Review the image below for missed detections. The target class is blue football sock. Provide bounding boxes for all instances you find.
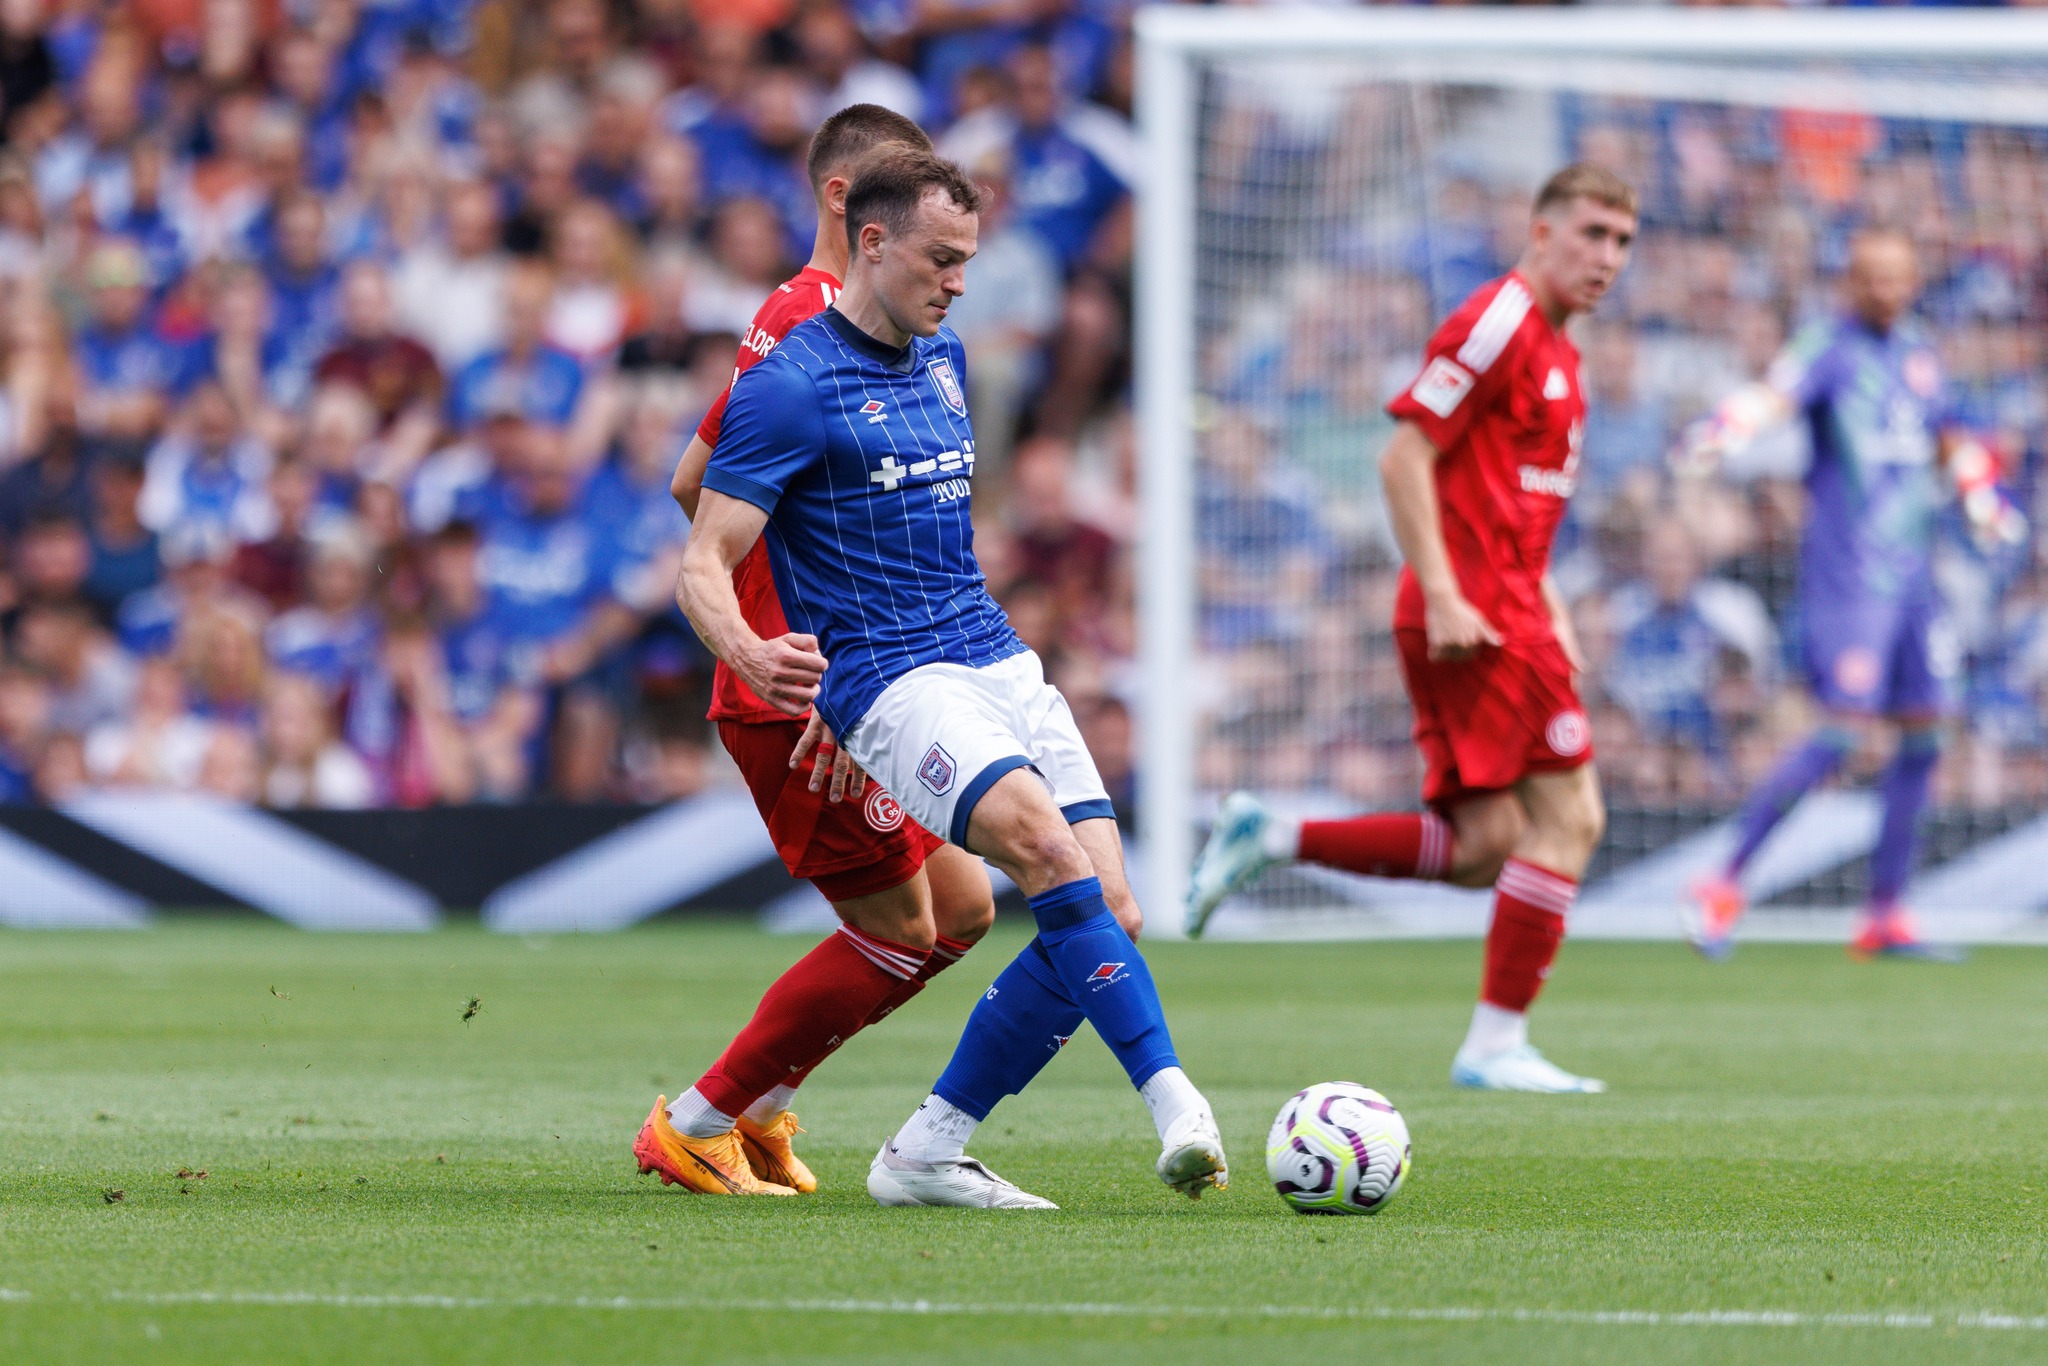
[931,938,1086,1121]
[1727,726,1853,875]
[1029,877,1180,1089]
[1870,729,1940,906]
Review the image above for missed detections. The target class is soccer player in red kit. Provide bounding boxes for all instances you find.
[633,106,997,1195]
[1187,164,1637,1093]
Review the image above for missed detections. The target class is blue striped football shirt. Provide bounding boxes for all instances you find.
[701,307,1024,734]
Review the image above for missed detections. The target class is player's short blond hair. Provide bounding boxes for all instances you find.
[1533,164,1639,219]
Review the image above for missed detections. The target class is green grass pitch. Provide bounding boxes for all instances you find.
[3,920,2048,1365]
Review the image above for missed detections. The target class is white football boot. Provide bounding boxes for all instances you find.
[1155,1109,1229,1199]
[1451,1044,1607,1094]
[1185,791,1277,938]
[866,1142,1058,1210]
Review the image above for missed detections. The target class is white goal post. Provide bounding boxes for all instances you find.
[1133,8,2048,932]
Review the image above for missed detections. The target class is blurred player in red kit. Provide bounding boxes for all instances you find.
[633,106,997,1195]
[1188,164,1637,1093]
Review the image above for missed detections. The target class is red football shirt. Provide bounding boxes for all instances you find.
[1385,271,1585,648]
[701,265,842,724]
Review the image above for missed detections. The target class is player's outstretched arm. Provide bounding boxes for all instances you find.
[669,433,714,520]
[1379,421,1500,662]
[675,489,828,716]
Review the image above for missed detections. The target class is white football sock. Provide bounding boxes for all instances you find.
[666,1087,736,1139]
[1260,815,1302,861]
[742,1084,798,1127]
[1139,1066,1206,1143]
[1459,1001,1528,1060]
[890,1093,978,1164]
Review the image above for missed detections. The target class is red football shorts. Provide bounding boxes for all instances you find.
[718,719,945,902]
[1394,628,1594,811]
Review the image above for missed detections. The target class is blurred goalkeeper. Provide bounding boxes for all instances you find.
[1187,165,1636,1094]
[1678,227,2021,962]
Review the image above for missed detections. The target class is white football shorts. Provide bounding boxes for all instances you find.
[840,649,1114,849]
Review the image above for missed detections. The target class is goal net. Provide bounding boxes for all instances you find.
[1134,11,2048,941]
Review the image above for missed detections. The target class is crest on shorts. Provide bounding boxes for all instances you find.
[917,743,957,795]
[864,787,907,833]
[927,358,967,416]
[1545,710,1590,758]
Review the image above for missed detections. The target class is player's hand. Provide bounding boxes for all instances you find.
[1424,591,1501,662]
[790,710,867,803]
[740,632,828,716]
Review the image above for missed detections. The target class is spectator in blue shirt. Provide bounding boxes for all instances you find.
[1002,43,1133,275]
[263,190,344,407]
[692,64,815,265]
[117,521,239,658]
[420,519,542,799]
[73,239,178,441]
[265,518,382,695]
[83,454,158,623]
[136,381,278,547]
[448,262,585,433]
[1605,517,1777,756]
[474,427,637,798]
[474,427,629,676]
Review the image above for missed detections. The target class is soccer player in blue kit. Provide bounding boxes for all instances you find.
[676,147,1227,1209]
[1681,228,2024,960]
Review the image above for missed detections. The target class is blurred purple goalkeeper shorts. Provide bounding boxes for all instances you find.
[1801,591,1955,719]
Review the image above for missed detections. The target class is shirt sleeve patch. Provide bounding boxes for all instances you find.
[1409,356,1476,418]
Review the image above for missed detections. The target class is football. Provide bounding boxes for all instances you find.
[1265,1082,1412,1215]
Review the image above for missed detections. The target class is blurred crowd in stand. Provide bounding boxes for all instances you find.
[1196,83,2048,812]
[0,0,2038,819]
[0,0,1141,808]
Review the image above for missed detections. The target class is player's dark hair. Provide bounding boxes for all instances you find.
[806,104,931,190]
[844,148,983,250]
[1533,163,1639,219]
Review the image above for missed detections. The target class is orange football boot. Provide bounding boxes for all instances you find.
[1686,874,1747,961]
[737,1110,817,1193]
[1847,907,1965,963]
[633,1096,796,1195]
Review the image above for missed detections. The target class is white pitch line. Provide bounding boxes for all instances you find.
[0,1290,2033,1332]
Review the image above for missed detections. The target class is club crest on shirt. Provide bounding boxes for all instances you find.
[917,743,957,795]
[1903,350,1940,399]
[927,357,967,416]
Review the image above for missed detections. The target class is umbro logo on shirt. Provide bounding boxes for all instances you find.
[861,399,887,423]
[1543,367,1569,400]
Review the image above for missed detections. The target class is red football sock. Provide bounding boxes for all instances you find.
[1480,859,1576,1012]
[694,924,930,1115]
[778,934,976,1091]
[1298,811,1454,880]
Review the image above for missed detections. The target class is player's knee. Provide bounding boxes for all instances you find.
[1445,805,1521,887]
[1446,847,1509,889]
[837,894,938,953]
[935,890,996,945]
[1002,820,1093,892]
[1556,788,1606,860]
[1104,879,1142,939]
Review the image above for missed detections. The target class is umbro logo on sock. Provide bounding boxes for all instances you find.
[1086,962,1128,990]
